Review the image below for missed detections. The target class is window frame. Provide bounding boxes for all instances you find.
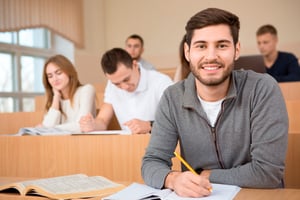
[0,28,55,112]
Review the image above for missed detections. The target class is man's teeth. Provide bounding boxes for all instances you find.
[204,66,218,70]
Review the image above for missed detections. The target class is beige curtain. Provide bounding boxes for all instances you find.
[0,0,84,48]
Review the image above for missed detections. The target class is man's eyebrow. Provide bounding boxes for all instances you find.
[218,39,232,43]
[192,40,206,44]
[192,39,232,44]
[112,74,131,85]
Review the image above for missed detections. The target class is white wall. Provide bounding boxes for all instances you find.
[76,0,300,84]
[75,0,106,84]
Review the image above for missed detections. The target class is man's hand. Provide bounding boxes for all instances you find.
[165,171,212,198]
[80,113,96,132]
[123,119,151,134]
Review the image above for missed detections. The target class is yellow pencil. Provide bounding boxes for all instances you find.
[173,151,213,193]
[174,151,197,174]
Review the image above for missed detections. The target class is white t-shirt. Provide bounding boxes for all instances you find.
[198,96,224,127]
[42,84,96,132]
[104,66,173,130]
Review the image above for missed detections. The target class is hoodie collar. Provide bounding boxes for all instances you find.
[183,72,237,109]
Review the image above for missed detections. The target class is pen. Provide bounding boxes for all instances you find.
[173,151,213,193]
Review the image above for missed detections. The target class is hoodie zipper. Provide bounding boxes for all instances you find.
[210,98,228,169]
[211,126,225,169]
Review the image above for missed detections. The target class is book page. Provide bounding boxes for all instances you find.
[20,174,124,199]
[0,181,26,195]
[15,127,72,136]
[103,182,172,200]
[103,183,241,200]
[165,183,241,200]
[72,130,131,135]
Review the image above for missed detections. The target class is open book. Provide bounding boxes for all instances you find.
[0,174,125,200]
[15,127,131,136]
[103,182,241,200]
[72,130,132,135]
[15,127,72,136]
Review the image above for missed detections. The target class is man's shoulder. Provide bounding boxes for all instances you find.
[139,58,156,70]
[233,70,278,90]
[278,51,298,60]
[146,68,173,82]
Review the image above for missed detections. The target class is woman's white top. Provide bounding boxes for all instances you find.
[42,84,96,132]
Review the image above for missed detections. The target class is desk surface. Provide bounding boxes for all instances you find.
[1,190,300,200]
[0,177,300,200]
[0,188,299,200]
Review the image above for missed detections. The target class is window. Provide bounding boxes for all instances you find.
[0,28,50,112]
[0,28,74,112]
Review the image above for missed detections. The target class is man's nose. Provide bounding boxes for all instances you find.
[205,47,218,60]
[119,82,130,90]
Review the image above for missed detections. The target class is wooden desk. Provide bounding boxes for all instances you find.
[0,135,150,183]
[0,177,300,200]
[0,111,44,134]
[234,188,300,200]
[279,82,300,101]
[285,100,300,133]
[0,135,181,183]
[0,189,299,200]
[285,132,300,188]
[0,132,299,188]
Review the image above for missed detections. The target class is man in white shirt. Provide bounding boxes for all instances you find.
[80,48,173,134]
[125,34,156,70]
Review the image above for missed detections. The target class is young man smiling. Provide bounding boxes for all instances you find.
[142,8,288,198]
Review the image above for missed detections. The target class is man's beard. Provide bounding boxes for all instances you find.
[190,60,234,86]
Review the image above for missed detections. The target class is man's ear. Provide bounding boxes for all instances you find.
[234,41,241,61]
[184,42,190,62]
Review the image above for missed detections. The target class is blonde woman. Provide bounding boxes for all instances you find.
[41,54,96,133]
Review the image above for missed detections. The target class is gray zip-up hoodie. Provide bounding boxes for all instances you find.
[142,70,288,189]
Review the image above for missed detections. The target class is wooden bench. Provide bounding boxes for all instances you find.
[279,82,300,101]
[279,82,300,188]
[284,99,300,188]
[158,67,177,80]
[0,111,44,134]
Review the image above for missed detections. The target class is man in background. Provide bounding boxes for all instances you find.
[80,48,173,134]
[125,34,156,70]
[256,24,300,82]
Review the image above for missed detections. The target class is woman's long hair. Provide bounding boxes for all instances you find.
[42,54,82,112]
[179,34,191,79]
